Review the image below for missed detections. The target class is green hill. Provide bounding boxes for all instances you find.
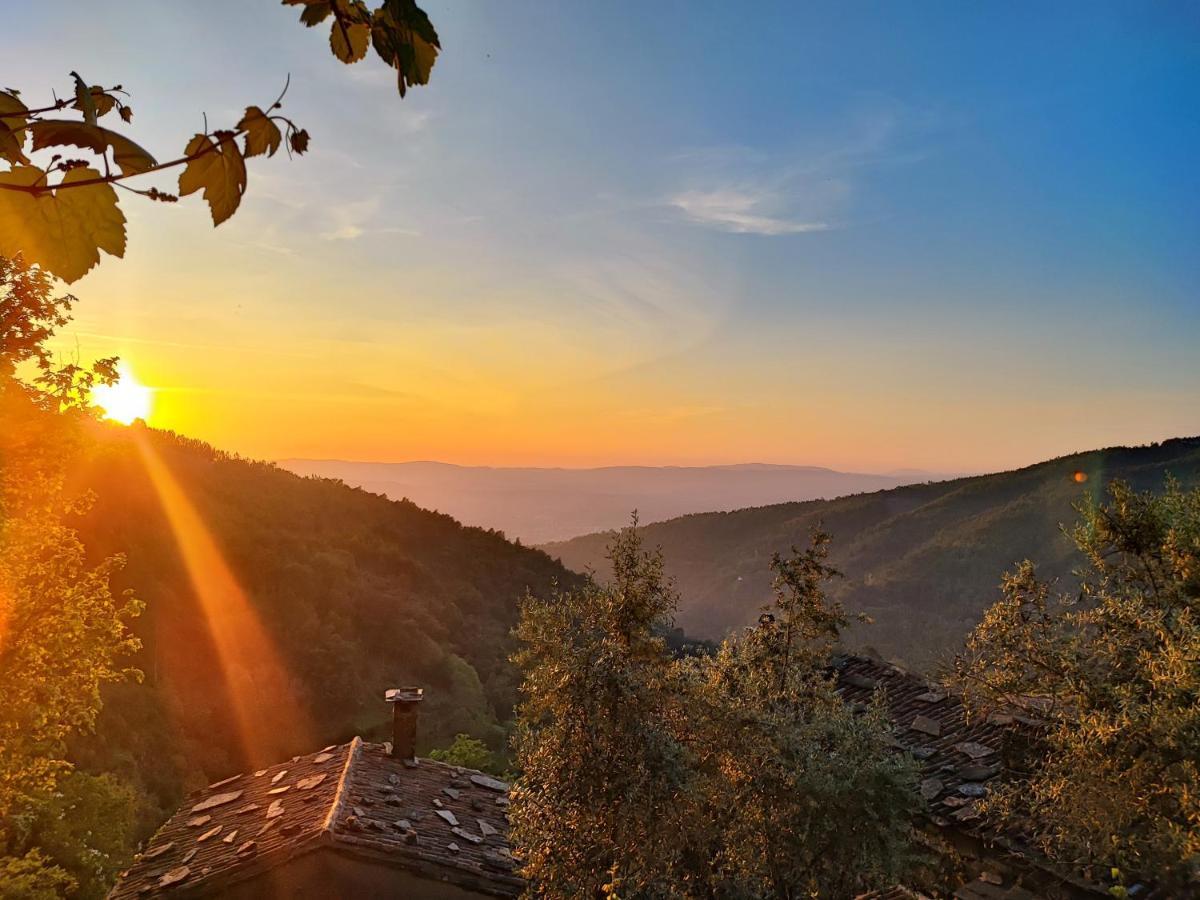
[60,421,579,832]
[543,437,1200,674]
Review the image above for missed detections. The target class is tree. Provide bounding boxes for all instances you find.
[690,533,919,898]
[0,256,142,895]
[510,520,695,897]
[429,733,498,774]
[510,523,918,898]
[952,479,1200,893]
[0,0,440,283]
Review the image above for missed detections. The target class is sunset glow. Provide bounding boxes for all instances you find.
[92,363,152,425]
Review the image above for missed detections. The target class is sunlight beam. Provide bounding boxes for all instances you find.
[134,433,312,766]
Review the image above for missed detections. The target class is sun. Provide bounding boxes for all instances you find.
[92,363,153,425]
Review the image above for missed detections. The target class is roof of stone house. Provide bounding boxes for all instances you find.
[854,887,932,899]
[832,654,1016,834]
[832,655,1161,899]
[108,738,521,898]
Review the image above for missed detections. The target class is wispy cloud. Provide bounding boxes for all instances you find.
[663,100,924,236]
[668,189,830,235]
[321,198,379,241]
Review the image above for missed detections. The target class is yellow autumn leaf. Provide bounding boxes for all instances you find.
[237,107,282,158]
[330,17,370,63]
[0,165,126,283]
[72,85,116,118]
[70,72,97,127]
[410,30,438,85]
[178,133,247,226]
[105,131,158,175]
[0,92,29,165]
[0,90,29,131]
[29,120,158,176]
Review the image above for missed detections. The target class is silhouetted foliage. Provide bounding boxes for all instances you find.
[0,1,439,282]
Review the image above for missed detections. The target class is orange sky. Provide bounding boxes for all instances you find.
[25,3,1200,474]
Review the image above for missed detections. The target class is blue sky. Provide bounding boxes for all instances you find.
[10,2,1199,470]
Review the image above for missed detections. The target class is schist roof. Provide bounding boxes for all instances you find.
[833,655,1126,899]
[109,738,521,898]
[832,654,1015,834]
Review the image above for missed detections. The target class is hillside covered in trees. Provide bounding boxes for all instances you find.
[56,417,579,836]
[544,437,1200,671]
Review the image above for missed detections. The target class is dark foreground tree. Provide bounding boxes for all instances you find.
[953,479,1200,893]
[0,255,143,896]
[510,523,917,898]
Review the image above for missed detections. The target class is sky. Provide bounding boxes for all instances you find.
[11,2,1200,472]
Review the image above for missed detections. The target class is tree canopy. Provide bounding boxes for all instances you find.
[953,479,1200,893]
[0,256,143,896]
[510,522,918,898]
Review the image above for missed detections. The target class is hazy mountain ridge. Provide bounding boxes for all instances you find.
[542,437,1200,672]
[277,459,941,544]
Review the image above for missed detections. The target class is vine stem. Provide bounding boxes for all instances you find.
[0,85,124,120]
[0,131,245,195]
[0,77,293,196]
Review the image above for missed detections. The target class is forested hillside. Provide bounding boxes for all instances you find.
[60,420,579,835]
[544,438,1200,672]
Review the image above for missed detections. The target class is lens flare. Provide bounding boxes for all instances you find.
[135,433,312,766]
[93,363,152,425]
[1073,470,1088,483]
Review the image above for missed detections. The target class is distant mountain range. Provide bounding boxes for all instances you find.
[276,460,946,544]
[542,437,1200,673]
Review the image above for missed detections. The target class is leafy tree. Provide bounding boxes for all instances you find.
[953,479,1200,892]
[691,533,920,898]
[429,733,497,773]
[0,0,440,282]
[1,257,142,895]
[510,523,917,898]
[510,521,694,896]
[6,773,137,900]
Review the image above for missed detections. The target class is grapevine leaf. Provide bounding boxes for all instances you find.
[0,121,27,165]
[70,72,97,126]
[178,133,247,226]
[238,107,282,158]
[29,120,106,154]
[29,120,158,176]
[371,0,440,97]
[283,0,333,26]
[119,105,133,124]
[288,128,310,154]
[0,90,29,131]
[105,131,158,175]
[0,92,29,165]
[0,165,126,283]
[72,86,117,118]
[330,15,370,63]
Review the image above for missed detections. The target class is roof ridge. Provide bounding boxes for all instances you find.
[321,736,362,836]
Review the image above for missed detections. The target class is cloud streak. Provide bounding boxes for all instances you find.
[664,100,917,236]
[668,189,830,235]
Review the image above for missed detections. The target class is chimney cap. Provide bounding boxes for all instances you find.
[385,687,423,704]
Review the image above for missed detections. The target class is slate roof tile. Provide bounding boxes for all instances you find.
[109,739,521,898]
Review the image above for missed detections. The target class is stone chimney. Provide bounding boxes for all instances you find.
[385,687,423,760]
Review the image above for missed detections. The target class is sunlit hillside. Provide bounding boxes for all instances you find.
[545,437,1200,671]
[57,417,578,834]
